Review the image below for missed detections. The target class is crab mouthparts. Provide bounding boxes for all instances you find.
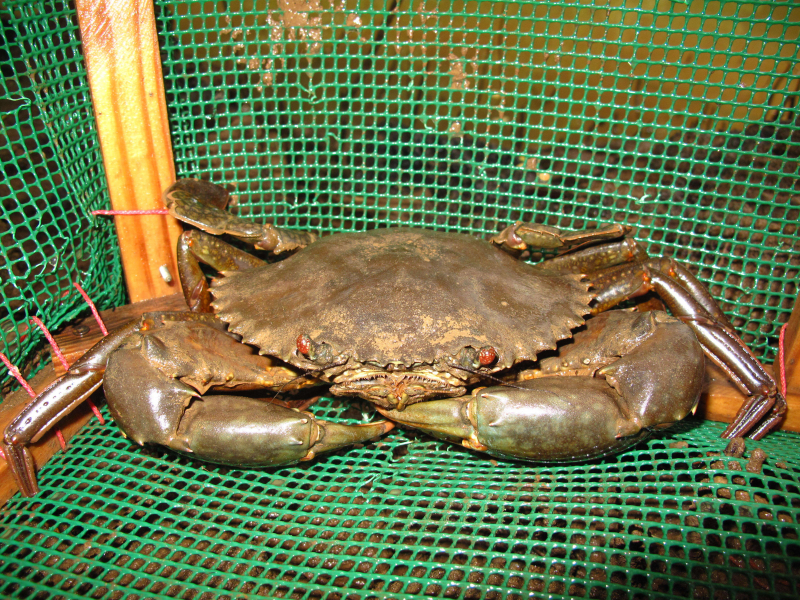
[330,369,465,410]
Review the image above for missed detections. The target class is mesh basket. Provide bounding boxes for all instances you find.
[1,0,799,598]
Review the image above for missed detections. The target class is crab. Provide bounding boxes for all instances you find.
[3,179,786,497]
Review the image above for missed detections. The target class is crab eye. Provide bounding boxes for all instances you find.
[297,334,313,356]
[478,346,497,366]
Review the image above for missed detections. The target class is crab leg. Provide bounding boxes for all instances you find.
[2,319,143,497]
[588,259,786,439]
[590,257,732,329]
[177,229,267,312]
[165,179,316,254]
[492,221,631,253]
[166,179,316,312]
[504,222,784,439]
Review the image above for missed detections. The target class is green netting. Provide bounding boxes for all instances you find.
[1,402,800,599]
[159,0,799,360]
[0,1,126,396]
[1,0,800,598]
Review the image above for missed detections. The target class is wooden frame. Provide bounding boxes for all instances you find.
[76,0,182,302]
[0,0,797,503]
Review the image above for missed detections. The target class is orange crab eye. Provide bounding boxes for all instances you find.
[297,334,313,356]
[478,346,497,366]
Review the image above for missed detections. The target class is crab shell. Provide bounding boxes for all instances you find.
[210,227,593,398]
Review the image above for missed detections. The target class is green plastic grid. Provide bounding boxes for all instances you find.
[158,0,799,362]
[0,401,799,599]
[1,0,800,598]
[0,0,126,395]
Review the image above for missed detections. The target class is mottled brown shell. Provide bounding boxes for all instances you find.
[211,228,593,369]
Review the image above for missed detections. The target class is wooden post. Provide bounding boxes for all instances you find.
[76,0,182,302]
[780,292,800,401]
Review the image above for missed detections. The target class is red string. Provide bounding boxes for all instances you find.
[778,322,788,397]
[29,317,105,425]
[30,316,69,371]
[0,351,67,451]
[73,282,109,336]
[91,209,169,215]
[0,352,36,398]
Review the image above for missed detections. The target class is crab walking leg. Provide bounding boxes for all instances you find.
[532,232,732,322]
[589,261,786,439]
[379,311,705,462]
[590,256,733,329]
[177,229,267,312]
[2,320,142,497]
[492,221,632,253]
[165,179,316,254]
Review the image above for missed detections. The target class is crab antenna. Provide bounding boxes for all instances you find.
[445,362,530,391]
[270,359,350,400]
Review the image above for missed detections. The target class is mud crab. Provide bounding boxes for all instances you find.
[3,179,786,497]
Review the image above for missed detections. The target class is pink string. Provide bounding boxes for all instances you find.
[29,317,105,425]
[0,352,36,398]
[30,317,68,371]
[778,322,788,397]
[92,209,169,216]
[0,351,67,451]
[73,282,109,336]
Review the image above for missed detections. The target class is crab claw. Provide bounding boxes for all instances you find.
[376,379,660,463]
[377,311,705,463]
[162,394,393,467]
[102,322,394,468]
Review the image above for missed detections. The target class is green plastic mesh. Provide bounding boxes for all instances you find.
[160,0,799,361]
[0,0,126,396]
[1,403,800,599]
[1,0,800,598]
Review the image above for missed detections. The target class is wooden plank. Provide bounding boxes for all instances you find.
[779,292,800,402]
[76,0,182,302]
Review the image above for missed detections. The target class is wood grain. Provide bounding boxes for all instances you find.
[779,293,800,403]
[76,0,182,302]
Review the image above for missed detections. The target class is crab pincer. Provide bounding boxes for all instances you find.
[3,312,392,496]
[376,311,706,462]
